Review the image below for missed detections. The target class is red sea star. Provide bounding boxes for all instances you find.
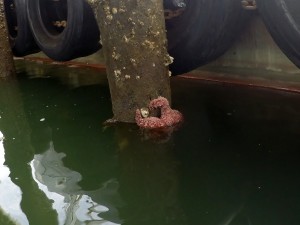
[135,96,183,129]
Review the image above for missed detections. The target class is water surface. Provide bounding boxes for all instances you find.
[0,60,300,225]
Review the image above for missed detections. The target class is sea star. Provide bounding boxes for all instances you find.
[135,96,183,129]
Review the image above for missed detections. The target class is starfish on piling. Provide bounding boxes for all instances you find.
[135,96,183,129]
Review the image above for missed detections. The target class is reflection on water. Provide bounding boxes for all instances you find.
[0,131,29,225]
[0,60,300,225]
[30,140,121,225]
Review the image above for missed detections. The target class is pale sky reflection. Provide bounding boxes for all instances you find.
[30,141,121,225]
[0,131,29,225]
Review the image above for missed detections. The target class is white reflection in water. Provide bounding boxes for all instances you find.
[30,141,121,225]
[0,131,29,225]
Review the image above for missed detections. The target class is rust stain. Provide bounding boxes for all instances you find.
[22,57,107,72]
[22,57,300,94]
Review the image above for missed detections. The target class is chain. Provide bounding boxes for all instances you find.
[164,8,185,20]
[52,20,67,28]
[241,0,257,10]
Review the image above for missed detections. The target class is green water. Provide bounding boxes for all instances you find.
[1,60,300,225]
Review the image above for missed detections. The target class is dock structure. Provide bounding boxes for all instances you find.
[2,0,300,115]
[97,0,172,123]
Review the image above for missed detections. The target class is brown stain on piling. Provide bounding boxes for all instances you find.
[0,1,15,78]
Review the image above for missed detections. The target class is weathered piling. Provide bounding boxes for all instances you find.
[0,1,15,78]
[98,0,172,123]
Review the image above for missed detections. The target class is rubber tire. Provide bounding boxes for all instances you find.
[256,0,300,68]
[26,0,101,61]
[4,0,40,56]
[166,0,251,75]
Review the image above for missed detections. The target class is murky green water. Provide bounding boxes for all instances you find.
[1,60,300,225]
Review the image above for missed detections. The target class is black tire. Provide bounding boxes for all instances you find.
[4,0,40,56]
[26,0,101,61]
[256,0,300,68]
[165,0,251,75]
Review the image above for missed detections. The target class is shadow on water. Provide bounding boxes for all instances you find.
[172,78,300,225]
[0,60,300,225]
